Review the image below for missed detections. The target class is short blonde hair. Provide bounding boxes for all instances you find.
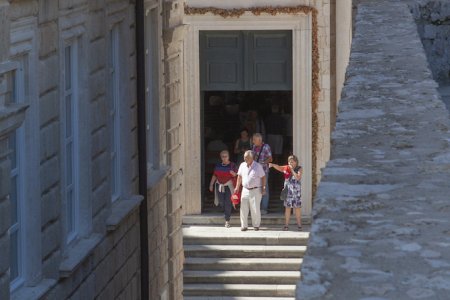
[288,155,299,164]
[220,150,229,156]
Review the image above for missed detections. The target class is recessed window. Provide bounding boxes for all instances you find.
[8,66,25,291]
[63,42,79,243]
[145,7,161,171]
[109,25,121,202]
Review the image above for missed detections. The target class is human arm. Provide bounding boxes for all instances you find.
[290,166,302,181]
[261,175,266,195]
[234,175,242,194]
[209,175,217,192]
[268,163,284,173]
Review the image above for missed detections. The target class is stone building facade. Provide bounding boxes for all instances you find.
[0,0,142,299]
[0,0,352,299]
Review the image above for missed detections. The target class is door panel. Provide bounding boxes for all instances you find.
[200,30,292,91]
[246,31,292,90]
[200,31,244,91]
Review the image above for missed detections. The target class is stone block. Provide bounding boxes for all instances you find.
[92,235,112,266]
[0,160,11,201]
[41,220,61,259]
[0,199,10,238]
[59,0,87,10]
[42,249,61,279]
[40,155,60,193]
[41,185,60,226]
[40,121,60,163]
[9,1,38,21]
[0,234,9,275]
[89,38,106,73]
[88,11,105,41]
[91,125,108,159]
[0,273,10,300]
[39,21,58,57]
[0,4,10,62]
[39,0,59,23]
[91,151,109,189]
[39,89,59,127]
[90,97,108,132]
[39,54,59,95]
[92,179,109,217]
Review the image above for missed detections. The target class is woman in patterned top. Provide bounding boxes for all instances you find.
[269,155,303,231]
[209,150,238,228]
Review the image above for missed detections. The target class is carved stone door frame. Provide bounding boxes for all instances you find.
[182,12,313,220]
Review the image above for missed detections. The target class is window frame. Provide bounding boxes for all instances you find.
[144,5,163,172]
[109,25,122,202]
[62,40,80,244]
[8,65,26,291]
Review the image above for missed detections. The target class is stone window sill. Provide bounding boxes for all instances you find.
[11,279,57,300]
[147,165,171,188]
[106,195,143,231]
[59,234,102,278]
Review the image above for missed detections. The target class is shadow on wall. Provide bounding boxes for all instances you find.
[411,0,450,85]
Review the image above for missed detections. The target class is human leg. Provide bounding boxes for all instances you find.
[249,190,262,228]
[295,207,302,230]
[284,207,291,228]
[224,187,232,222]
[240,189,250,229]
[260,172,269,213]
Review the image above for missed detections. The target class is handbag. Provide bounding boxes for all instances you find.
[280,186,288,201]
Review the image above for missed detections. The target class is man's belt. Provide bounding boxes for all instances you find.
[245,186,260,190]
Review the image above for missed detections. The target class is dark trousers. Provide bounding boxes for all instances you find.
[216,183,232,221]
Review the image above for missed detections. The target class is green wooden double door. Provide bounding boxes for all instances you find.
[200,30,293,91]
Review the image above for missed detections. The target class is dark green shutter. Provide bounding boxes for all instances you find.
[200,30,292,91]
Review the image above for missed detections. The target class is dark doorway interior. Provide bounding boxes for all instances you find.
[202,90,293,213]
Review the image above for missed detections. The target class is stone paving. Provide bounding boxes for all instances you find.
[298,1,450,299]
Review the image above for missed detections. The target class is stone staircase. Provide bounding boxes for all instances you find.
[183,215,309,299]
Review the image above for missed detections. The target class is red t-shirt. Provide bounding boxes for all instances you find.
[214,162,237,184]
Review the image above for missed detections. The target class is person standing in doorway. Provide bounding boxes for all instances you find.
[234,128,251,165]
[234,150,266,231]
[252,133,272,215]
[269,155,303,231]
[209,150,238,228]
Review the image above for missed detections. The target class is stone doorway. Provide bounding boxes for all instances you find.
[183,12,313,221]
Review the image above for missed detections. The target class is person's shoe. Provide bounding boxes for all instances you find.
[225,221,230,228]
[254,227,259,231]
[283,225,289,231]
[241,227,248,231]
[260,210,268,215]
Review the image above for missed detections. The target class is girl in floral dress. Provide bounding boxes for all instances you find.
[269,155,302,231]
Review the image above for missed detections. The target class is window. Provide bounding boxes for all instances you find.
[109,26,121,202]
[63,42,79,243]
[8,66,25,290]
[145,7,161,170]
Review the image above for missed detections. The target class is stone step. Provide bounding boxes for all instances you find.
[183,225,309,246]
[183,213,311,226]
[184,245,306,258]
[184,257,303,271]
[184,270,301,284]
[183,284,296,297]
[184,297,295,300]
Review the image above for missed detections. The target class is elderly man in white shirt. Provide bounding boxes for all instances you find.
[234,150,266,231]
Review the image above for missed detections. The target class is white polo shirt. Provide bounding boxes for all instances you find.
[237,161,265,189]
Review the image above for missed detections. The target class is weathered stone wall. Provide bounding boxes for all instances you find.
[299,0,450,298]
[412,0,450,84]
[1,1,142,299]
